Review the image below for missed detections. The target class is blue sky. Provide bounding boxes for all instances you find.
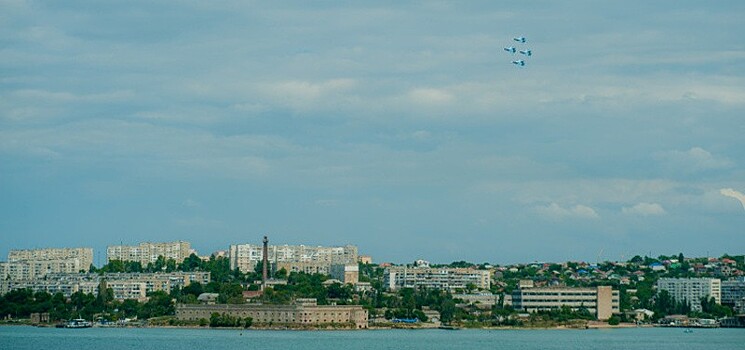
[1,1,744,265]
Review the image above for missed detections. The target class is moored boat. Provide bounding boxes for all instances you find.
[64,318,93,328]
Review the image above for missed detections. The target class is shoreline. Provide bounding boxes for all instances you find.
[1,322,656,331]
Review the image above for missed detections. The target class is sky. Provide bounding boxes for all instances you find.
[1,1,744,266]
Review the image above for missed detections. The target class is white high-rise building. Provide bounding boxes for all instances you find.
[229,243,358,274]
[8,247,93,267]
[656,277,721,311]
[384,266,491,291]
[107,241,191,266]
[1,247,93,280]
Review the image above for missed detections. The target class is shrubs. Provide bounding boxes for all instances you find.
[209,312,253,328]
[607,315,621,325]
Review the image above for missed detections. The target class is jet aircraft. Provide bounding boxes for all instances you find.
[519,49,532,56]
[513,37,526,43]
[504,47,516,53]
[512,60,525,66]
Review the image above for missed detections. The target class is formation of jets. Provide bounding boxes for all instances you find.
[504,36,532,67]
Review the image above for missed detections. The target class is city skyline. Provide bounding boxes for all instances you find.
[1,238,740,268]
[2,1,744,264]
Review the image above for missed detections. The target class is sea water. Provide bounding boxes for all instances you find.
[1,326,743,350]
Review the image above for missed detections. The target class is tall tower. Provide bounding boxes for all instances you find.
[262,236,269,285]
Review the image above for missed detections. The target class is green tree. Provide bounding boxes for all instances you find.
[180,254,203,272]
[138,291,174,319]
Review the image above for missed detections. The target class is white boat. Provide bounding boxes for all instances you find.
[65,318,93,328]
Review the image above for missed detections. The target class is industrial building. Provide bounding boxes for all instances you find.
[511,282,619,320]
[176,298,368,329]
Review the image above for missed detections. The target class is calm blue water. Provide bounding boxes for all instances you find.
[1,326,743,350]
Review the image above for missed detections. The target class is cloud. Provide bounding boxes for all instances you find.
[408,88,454,105]
[720,188,745,211]
[263,79,357,110]
[655,147,733,173]
[535,203,599,220]
[622,202,666,216]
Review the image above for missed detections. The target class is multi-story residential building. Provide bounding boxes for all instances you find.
[329,264,359,285]
[176,298,368,329]
[0,271,210,300]
[99,271,211,294]
[104,281,148,301]
[107,241,191,266]
[0,277,100,298]
[383,266,491,291]
[228,243,358,274]
[721,277,745,306]
[1,247,93,280]
[8,248,93,268]
[511,285,620,320]
[656,278,721,311]
[0,262,33,280]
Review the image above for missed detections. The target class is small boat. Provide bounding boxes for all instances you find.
[65,318,93,328]
[683,328,693,333]
[438,325,460,330]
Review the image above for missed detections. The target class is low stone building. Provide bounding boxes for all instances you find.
[176,299,368,329]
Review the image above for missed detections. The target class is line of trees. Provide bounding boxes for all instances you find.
[0,287,173,322]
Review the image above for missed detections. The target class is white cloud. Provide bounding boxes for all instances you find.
[408,88,454,105]
[656,147,733,172]
[720,188,745,211]
[622,202,666,216]
[267,79,356,106]
[494,179,677,205]
[535,203,600,220]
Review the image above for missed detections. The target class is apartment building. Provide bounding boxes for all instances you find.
[9,248,93,268]
[1,247,93,279]
[107,241,191,266]
[384,266,491,291]
[0,271,210,300]
[104,281,148,301]
[512,285,620,320]
[229,243,358,274]
[0,279,99,298]
[329,264,360,285]
[656,278,721,311]
[720,277,745,306]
